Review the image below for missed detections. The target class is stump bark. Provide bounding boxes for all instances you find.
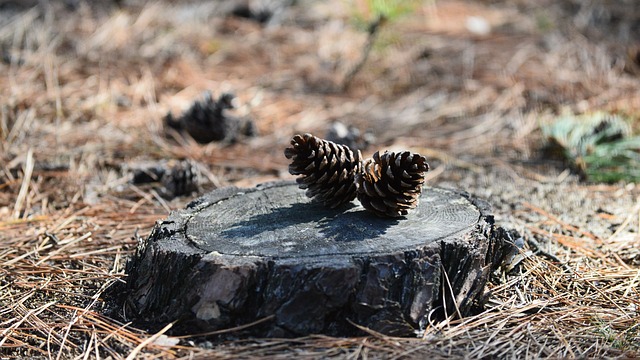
[124,181,515,337]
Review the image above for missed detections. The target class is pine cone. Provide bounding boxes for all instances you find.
[129,160,199,199]
[284,133,361,208]
[355,151,429,217]
[164,92,257,144]
[161,160,199,198]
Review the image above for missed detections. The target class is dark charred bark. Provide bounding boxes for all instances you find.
[124,181,515,337]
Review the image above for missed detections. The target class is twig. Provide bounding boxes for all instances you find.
[341,15,386,91]
[12,148,34,219]
[125,322,174,360]
[174,315,275,338]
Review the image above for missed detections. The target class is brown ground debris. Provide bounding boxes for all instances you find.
[1,0,640,358]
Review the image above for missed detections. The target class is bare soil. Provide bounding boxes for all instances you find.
[1,0,640,358]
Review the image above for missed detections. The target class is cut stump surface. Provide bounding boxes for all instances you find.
[125,181,514,337]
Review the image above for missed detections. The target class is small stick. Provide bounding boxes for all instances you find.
[341,15,387,91]
[12,148,34,219]
[174,315,276,338]
[125,322,174,360]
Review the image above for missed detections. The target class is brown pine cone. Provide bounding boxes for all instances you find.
[161,160,199,198]
[164,92,257,144]
[284,133,361,208]
[355,151,429,217]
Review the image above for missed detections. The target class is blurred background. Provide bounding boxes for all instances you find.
[1,0,639,203]
[1,0,640,357]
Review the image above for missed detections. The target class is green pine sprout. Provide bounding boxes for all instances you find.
[349,0,420,26]
[342,0,422,90]
[542,112,640,183]
[363,0,420,22]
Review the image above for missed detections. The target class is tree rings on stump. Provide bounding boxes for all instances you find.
[124,181,515,337]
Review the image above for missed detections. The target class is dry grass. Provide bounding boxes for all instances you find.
[1,0,640,358]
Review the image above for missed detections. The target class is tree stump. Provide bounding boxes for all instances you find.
[124,181,515,337]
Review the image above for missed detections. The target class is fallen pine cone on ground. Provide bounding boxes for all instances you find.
[164,92,257,144]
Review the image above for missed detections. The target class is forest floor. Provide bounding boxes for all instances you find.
[1,0,640,358]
